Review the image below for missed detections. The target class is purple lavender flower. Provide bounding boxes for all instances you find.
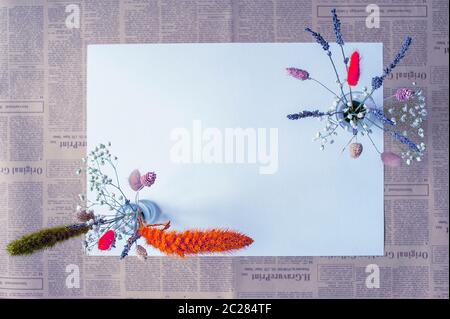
[286,68,310,80]
[393,131,420,153]
[120,233,140,259]
[331,9,344,46]
[371,76,384,90]
[305,28,330,53]
[372,37,412,90]
[66,223,90,230]
[371,109,395,125]
[287,110,326,120]
[391,37,412,67]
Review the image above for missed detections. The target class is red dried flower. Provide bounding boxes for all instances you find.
[347,51,360,86]
[98,230,116,250]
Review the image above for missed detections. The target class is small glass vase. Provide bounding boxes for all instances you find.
[115,200,160,236]
[334,91,379,131]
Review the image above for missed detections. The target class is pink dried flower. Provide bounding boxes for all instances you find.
[395,88,413,102]
[286,68,310,81]
[75,210,95,222]
[135,245,148,261]
[140,172,156,187]
[349,143,363,159]
[381,152,402,167]
[128,169,143,191]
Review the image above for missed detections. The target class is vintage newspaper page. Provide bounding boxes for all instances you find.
[0,0,448,298]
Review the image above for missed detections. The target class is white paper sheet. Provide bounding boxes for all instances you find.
[87,43,384,256]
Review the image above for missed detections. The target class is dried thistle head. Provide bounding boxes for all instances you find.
[135,245,148,261]
[75,210,95,222]
[349,143,363,159]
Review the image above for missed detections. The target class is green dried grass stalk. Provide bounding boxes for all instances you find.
[6,225,90,256]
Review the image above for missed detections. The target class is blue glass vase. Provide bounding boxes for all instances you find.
[116,200,160,236]
[335,91,378,131]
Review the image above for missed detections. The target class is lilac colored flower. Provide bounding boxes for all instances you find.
[287,110,326,120]
[286,68,310,81]
[395,88,413,102]
[331,9,344,46]
[305,28,330,53]
[140,171,156,187]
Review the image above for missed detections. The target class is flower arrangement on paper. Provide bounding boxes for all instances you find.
[286,9,427,166]
[6,143,253,259]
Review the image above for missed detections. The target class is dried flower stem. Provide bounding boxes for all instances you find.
[327,54,349,104]
[310,78,340,98]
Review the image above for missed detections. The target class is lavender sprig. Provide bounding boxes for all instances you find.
[287,110,327,120]
[305,26,349,104]
[331,9,344,47]
[331,9,352,102]
[66,223,92,230]
[305,28,330,54]
[392,131,420,153]
[372,37,412,90]
[120,233,140,259]
[370,109,395,126]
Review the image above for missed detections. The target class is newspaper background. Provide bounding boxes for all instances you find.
[0,0,447,299]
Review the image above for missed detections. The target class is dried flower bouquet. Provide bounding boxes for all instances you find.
[7,142,253,258]
[286,9,427,166]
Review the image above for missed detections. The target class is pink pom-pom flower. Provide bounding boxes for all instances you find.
[395,88,413,102]
[286,68,310,81]
[140,171,157,187]
[381,152,402,167]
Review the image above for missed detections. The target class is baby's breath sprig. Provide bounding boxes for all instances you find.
[75,142,142,254]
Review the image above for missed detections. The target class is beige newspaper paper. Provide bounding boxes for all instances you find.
[0,0,448,298]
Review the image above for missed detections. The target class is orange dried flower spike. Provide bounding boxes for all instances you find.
[139,223,253,257]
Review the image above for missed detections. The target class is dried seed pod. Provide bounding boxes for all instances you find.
[75,210,95,222]
[349,143,363,159]
[135,245,148,261]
